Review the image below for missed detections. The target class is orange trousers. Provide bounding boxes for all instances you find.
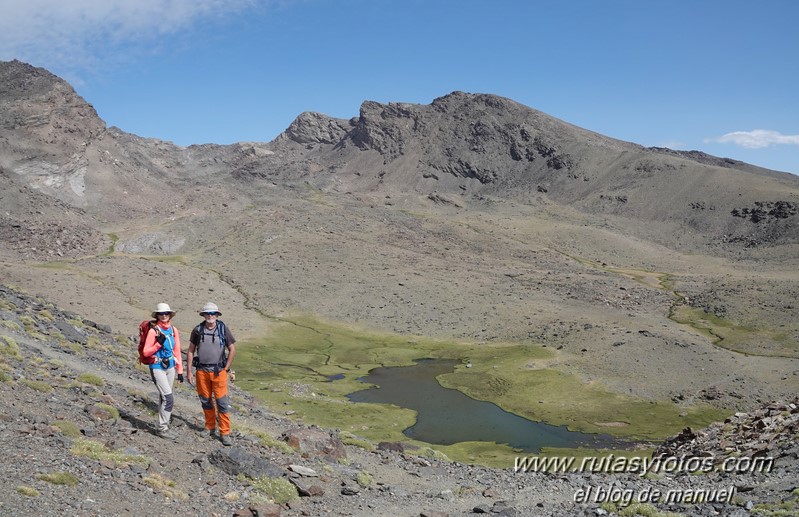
[195,369,231,436]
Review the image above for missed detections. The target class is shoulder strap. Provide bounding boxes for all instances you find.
[217,321,227,347]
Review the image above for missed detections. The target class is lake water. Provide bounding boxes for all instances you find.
[347,358,620,452]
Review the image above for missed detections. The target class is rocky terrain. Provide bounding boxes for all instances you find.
[1,59,798,515]
[2,285,797,517]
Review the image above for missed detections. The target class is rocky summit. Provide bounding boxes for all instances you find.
[1,59,798,516]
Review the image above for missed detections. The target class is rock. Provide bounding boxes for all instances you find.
[288,464,319,477]
[207,446,284,478]
[377,441,405,453]
[289,477,324,497]
[281,427,346,461]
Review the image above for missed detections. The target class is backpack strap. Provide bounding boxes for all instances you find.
[195,321,226,347]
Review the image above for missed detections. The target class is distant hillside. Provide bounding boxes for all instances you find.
[1,58,798,253]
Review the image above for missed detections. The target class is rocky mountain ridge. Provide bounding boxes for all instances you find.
[2,59,799,253]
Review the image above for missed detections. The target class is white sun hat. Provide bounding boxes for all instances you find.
[152,302,176,317]
[199,302,221,316]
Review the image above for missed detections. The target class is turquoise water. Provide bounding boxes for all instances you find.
[347,358,620,452]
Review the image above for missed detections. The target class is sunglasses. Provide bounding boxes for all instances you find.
[203,312,220,316]
[156,312,172,316]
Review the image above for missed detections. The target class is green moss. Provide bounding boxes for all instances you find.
[356,470,373,487]
[250,476,299,503]
[36,471,79,486]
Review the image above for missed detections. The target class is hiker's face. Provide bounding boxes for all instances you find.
[204,313,218,325]
[156,312,171,322]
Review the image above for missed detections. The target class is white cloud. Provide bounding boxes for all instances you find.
[707,129,799,149]
[0,0,263,72]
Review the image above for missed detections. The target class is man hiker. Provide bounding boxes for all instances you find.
[186,302,236,446]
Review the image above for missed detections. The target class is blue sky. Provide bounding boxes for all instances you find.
[1,0,797,175]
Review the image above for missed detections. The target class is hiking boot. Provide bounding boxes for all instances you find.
[159,428,179,441]
[209,428,217,438]
[221,434,232,446]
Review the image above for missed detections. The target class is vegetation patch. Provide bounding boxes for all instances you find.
[16,485,40,497]
[438,360,727,440]
[76,373,104,386]
[71,438,150,466]
[95,402,120,420]
[669,305,796,358]
[0,335,23,360]
[104,233,118,256]
[36,471,79,486]
[250,476,299,504]
[600,502,684,517]
[143,473,188,500]
[339,431,376,451]
[52,420,82,438]
[233,423,294,453]
[37,310,55,322]
[2,320,21,332]
[236,313,727,466]
[752,491,799,516]
[18,315,37,333]
[21,379,53,393]
[356,470,373,487]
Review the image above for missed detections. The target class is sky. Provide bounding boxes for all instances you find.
[1,0,798,175]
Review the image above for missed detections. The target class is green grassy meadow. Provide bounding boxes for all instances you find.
[235,313,728,467]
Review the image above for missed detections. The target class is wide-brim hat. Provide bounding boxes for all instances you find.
[152,302,176,318]
[199,302,221,316]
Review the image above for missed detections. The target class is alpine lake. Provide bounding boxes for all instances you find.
[235,314,727,467]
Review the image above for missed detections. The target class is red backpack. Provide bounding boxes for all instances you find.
[138,320,157,364]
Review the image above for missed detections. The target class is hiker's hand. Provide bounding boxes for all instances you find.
[156,333,166,345]
[177,374,184,383]
[186,374,194,386]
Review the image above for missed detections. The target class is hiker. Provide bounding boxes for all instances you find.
[141,302,184,441]
[186,302,236,446]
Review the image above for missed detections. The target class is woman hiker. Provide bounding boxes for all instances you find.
[186,302,236,446]
[141,302,184,441]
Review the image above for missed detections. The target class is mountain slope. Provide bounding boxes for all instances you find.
[2,59,798,253]
[1,59,797,425]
